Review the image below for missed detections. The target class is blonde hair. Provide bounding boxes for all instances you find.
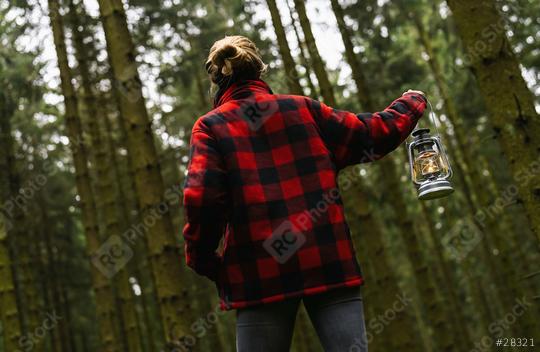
[205,35,268,86]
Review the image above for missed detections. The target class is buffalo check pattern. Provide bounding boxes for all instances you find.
[183,79,427,310]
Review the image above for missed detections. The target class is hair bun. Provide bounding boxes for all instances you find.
[213,44,239,66]
[206,36,267,84]
[214,44,241,76]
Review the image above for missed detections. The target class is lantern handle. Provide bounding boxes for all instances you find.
[424,97,443,136]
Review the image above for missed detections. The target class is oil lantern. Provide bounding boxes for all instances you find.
[407,101,454,200]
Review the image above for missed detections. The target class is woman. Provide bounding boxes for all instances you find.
[182,35,426,351]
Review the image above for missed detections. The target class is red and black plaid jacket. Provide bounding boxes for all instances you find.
[182,79,426,310]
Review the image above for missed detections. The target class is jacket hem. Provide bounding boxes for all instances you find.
[218,276,364,311]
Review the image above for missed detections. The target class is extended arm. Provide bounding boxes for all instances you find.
[308,92,427,169]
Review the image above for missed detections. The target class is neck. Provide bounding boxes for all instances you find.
[213,71,259,105]
[213,79,272,108]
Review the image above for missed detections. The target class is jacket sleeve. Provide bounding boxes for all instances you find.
[307,93,427,169]
[182,122,229,282]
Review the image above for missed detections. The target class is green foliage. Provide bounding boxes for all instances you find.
[0,0,538,351]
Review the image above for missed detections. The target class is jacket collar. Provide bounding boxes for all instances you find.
[213,79,273,108]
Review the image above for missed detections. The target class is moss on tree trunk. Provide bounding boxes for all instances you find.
[68,2,142,350]
[96,0,193,345]
[447,0,540,241]
[48,0,122,350]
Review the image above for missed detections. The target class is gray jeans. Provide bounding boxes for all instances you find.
[236,285,368,352]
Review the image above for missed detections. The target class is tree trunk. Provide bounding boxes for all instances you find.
[39,198,72,352]
[0,95,27,338]
[378,158,460,351]
[96,0,193,344]
[409,7,539,335]
[48,0,121,350]
[29,136,71,352]
[265,0,304,95]
[68,2,142,350]
[193,62,209,110]
[60,279,77,352]
[103,85,165,351]
[187,38,210,111]
[292,0,337,105]
[345,178,423,352]
[0,215,21,351]
[446,0,540,240]
[100,98,157,352]
[418,199,481,344]
[330,0,374,110]
[0,184,21,352]
[332,2,463,347]
[285,0,318,98]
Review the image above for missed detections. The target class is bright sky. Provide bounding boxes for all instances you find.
[32,0,348,107]
[18,0,540,113]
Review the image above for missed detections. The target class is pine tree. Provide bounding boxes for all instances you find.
[100,97,159,352]
[331,3,462,347]
[285,0,318,97]
[446,0,540,241]
[292,0,337,105]
[96,0,193,345]
[329,0,374,110]
[265,0,304,95]
[0,94,44,352]
[48,0,122,349]
[407,5,539,335]
[346,181,424,352]
[0,215,21,351]
[67,1,142,350]
[0,60,28,341]
[0,126,22,352]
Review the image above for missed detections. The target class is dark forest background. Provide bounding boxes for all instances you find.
[0,0,539,351]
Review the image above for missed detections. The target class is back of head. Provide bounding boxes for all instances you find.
[206,35,267,87]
